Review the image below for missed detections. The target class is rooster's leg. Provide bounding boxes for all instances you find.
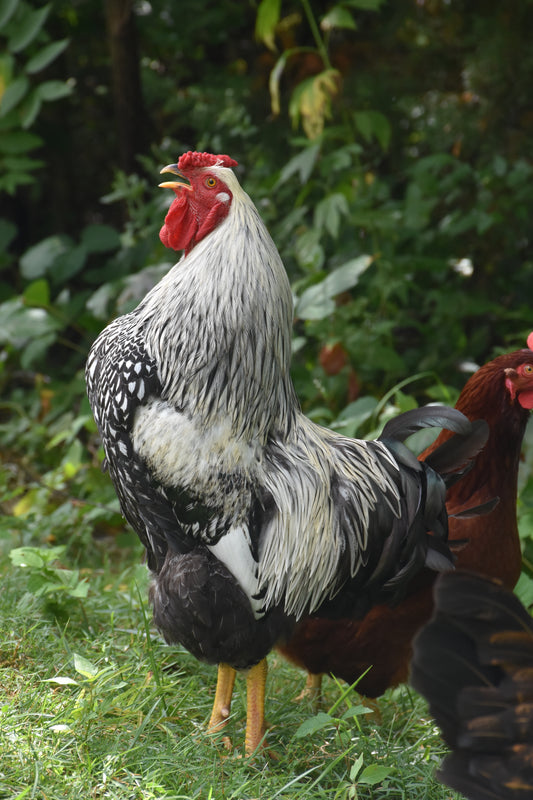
[294,671,323,705]
[208,662,236,734]
[245,657,268,756]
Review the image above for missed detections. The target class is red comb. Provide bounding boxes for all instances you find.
[177,151,238,171]
[527,332,533,351]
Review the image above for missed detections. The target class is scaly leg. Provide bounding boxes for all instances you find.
[208,663,236,734]
[245,658,268,756]
[293,671,323,705]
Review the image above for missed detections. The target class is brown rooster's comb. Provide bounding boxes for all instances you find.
[528,332,533,351]
[177,151,238,171]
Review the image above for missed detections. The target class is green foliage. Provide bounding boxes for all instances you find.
[10,544,89,599]
[0,0,71,193]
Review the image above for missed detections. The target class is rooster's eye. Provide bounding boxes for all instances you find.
[205,177,217,188]
[524,365,533,374]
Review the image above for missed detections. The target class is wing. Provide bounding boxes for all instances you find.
[411,571,533,800]
[86,314,263,604]
[86,316,201,569]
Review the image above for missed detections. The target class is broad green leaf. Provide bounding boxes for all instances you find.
[343,0,385,9]
[26,39,69,74]
[73,653,98,679]
[294,711,335,738]
[354,110,391,151]
[321,6,357,31]
[514,572,533,608]
[0,0,19,29]
[277,142,320,185]
[23,278,50,306]
[314,192,349,238]
[0,217,16,250]
[255,0,281,51]
[44,676,78,686]
[358,764,392,785]
[53,243,87,284]
[296,255,373,320]
[0,130,41,153]
[20,234,73,279]
[341,704,373,719]
[21,331,56,368]
[10,546,45,567]
[8,4,50,53]
[0,74,29,116]
[36,79,72,102]
[20,90,42,127]
[80,224,120,253]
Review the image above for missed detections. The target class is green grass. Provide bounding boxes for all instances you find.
[0,544,462,800]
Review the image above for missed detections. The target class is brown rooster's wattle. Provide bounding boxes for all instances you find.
[277,344,533,699]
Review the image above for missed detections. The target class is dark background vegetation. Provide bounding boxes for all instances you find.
[2,0,533,582]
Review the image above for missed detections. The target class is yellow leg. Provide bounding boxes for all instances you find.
[245,658,268,757]
[208,663,236,733]
[294,671,323,705]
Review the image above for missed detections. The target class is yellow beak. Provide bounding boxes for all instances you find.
[158,163,191,190]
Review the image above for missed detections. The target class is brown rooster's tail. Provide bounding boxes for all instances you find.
[411,570,533,800]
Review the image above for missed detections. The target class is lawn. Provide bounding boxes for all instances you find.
[0,540,460,800]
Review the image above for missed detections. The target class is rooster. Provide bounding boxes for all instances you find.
[277,340,533,700]
[86,151,488,755]
[411,571,533,800]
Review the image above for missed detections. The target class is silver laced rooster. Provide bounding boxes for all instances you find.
[86,151,489,755]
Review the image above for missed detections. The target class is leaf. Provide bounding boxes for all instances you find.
[514,572,533,609]
[26,39,69,74]
[294,712,335,738]
[0,130,41,154]
[314,192,349,238]
[10,546,45,567]
[36,79,72,102]
[357,764,392,785]
[44,676,78,686]
[0,217,17,250]
[341,704,373,719]
[80,224,120,253]
[0,0,19,29]
[269,47,312,116]
[73,653,99,679]
[255,0,281,51]
[20,234,73,279]
[8,4,50,53]
[23,278,50,306]
[0,74,29,116]
[343,0,386,9]
[21,332,56,368]
[354,110,391,151]
[296,255,373,320]
[53,243,87,284]
[292,69,341,139]
[277,142,320,185]
[20,90,41,127]
[321,6,358,32]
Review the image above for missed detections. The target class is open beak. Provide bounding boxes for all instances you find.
[158,163,191,190]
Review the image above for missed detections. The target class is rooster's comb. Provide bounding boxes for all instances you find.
[527,332,533,351]
[177,151,238,172]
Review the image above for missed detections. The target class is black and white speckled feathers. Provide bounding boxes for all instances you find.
[86,157,487,672]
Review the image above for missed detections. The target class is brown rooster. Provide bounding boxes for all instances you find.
[411,570,533,800]
[277,340,533,699]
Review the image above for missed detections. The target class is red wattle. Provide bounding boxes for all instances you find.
[159,192,198,252]
[518,390,533,410]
